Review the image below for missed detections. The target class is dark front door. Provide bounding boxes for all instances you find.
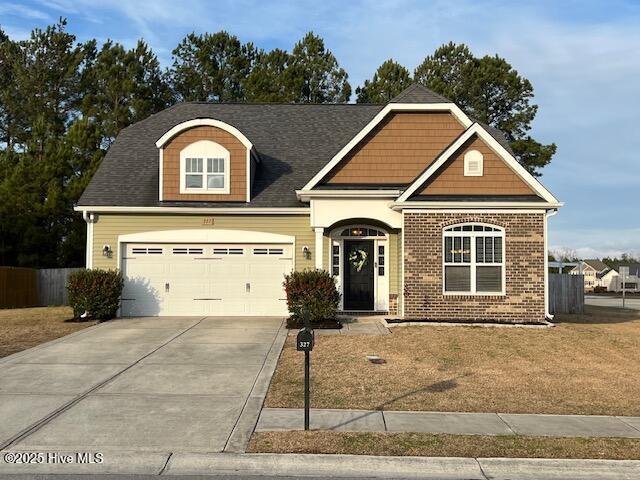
[343,240,374,310]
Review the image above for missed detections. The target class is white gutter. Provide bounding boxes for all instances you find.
[545,209,559,321]
[74,206,310,214]
[296,189,401,201]
[392,201,564,210]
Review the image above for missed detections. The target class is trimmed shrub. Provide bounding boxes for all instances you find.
[67,269,124,320]
[283,269,340,326]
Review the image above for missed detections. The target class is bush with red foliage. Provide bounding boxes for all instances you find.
[283,269,340,325]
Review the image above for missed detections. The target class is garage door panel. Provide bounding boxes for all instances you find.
[121,242,293,316]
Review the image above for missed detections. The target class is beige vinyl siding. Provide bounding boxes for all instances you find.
[91,214,314,270]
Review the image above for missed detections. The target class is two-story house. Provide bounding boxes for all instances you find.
[76,84,562,323]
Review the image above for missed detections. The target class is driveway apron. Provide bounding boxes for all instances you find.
[0,315,285,454]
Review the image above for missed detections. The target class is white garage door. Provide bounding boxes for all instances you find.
[120,243,292,316]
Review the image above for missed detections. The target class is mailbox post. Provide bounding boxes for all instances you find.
[296,306,314,430]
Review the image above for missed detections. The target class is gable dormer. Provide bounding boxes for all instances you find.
[156,119,255,202]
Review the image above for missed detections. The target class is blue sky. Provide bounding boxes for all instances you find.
[2,0,639,258]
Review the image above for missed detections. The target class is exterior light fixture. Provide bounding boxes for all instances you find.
[302,246,311,259]
[102,245,113,258]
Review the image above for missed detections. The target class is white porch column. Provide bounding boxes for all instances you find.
[314,227,324,269]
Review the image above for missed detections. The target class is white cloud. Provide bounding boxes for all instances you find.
[0,2,52,21]
[550,226,640,259]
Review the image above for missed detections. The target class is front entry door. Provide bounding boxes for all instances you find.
[343,240,374,310]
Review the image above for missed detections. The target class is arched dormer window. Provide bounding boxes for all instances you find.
[180,140,230,194]
[443,223,505,294]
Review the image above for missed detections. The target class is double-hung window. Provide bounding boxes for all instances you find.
[443,224,504,294]
[180,140,230,194]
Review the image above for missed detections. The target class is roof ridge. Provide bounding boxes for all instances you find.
[390,83,451,104]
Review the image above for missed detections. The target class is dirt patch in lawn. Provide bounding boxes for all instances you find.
[249,431,640,459]
[0,306,97,358]
[265,306,640,415]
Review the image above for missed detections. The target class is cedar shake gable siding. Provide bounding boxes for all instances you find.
[416,135,536,196]
[403,212,545,323]
[162,125,247,202]
[324,112,465,185]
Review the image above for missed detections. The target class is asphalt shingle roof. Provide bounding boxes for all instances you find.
[583,259,610,272]
[78,85,518,208]
[389,83,450,104]
[79,103,383,207]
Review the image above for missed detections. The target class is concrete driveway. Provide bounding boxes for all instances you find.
[0,315,286,454]
[585,295,640,310]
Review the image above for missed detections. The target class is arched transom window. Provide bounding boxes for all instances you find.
[337,227,386,238]
[443,223,505,294]
[180,140,230,194]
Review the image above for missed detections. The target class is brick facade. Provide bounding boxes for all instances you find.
[403,212,545,323]
[389,293,399,315]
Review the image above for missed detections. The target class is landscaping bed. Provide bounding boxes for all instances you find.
[0,306,97,358]
[249,432,640,459]
[286,318,342,329]
[265,306,640,416]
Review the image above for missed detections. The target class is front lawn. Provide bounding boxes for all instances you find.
[249,432,640,460]
[0,306,96,358]
[265,306,640,416]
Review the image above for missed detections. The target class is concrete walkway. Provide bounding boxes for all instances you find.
[304,322,389,336]
[0,315,286,454]
[257,408,640,438]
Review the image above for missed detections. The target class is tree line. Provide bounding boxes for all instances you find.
[0,19,555,268]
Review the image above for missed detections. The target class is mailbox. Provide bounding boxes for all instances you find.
[296,328,314,352]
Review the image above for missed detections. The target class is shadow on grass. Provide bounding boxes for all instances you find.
[324,375,471,431]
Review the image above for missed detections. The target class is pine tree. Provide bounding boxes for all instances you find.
[415,43,556,175]
[170,31,255,102]
[356,59,412,103]
[284,32,351,103]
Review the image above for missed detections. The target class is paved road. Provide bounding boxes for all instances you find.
[585,295,640,310]
[0,315,286,454]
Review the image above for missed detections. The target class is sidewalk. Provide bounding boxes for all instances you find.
[257,408,640,438]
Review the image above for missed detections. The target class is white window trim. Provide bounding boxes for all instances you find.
[463,150,483,176]
[179,140,230,195]
[442,223,506,296]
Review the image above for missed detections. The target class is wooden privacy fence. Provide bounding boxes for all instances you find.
[549,273,584,314]
[0,267,38,308]
[0,267,82,308]
[37,268,82,306]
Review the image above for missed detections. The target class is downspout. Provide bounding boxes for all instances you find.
[82,211,95,269]
[544,209,558,320]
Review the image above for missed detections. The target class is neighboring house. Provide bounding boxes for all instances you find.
[605,264,640,292]
[76,84,562,322]
[570,259,610,291]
